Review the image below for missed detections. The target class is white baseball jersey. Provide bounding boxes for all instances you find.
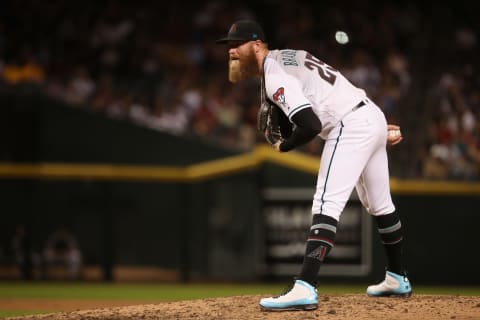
[262,49,395,220]
[263,49,367,139]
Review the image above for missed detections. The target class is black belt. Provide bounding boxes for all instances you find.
[352,100,366,112]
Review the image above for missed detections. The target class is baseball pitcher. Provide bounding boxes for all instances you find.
[217,20,410,311]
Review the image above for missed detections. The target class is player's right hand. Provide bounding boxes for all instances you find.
[387,124,403,146]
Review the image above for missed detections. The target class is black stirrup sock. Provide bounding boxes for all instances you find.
[375,211,405,275]
[299,214,338,285]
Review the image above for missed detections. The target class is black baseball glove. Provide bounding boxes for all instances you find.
[257,100,293,145]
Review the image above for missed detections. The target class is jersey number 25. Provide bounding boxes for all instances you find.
[304,53,337,85]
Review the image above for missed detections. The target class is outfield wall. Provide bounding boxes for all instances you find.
[1,91,479,284]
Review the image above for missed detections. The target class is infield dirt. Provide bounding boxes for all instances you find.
[6,294,480,320]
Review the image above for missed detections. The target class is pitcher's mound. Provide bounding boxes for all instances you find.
[8,294,480,320]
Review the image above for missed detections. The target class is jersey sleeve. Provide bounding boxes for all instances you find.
[264,63,312,121]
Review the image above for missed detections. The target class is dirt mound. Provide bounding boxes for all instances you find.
[7,294,480,320]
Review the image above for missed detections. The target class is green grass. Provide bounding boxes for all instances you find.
[0,282,285,301]
[404,286,480,296]
[1,282,480,300]
[0,282,479,318]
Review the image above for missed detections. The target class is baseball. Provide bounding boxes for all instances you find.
[388,129,401,137]
[335,31,349,44]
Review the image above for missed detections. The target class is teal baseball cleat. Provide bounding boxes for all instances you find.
[259,279,318,311]
[367,271,412,297]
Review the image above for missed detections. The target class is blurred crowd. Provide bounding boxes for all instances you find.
[420,25,480,180]
[0,0,478,179]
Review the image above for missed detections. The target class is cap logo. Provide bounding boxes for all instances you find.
[216,21,265,44]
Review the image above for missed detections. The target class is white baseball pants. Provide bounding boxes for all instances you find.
[312,101,395,220]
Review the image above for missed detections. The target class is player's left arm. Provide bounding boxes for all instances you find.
[264,64,321,152]
[273,107,322,152]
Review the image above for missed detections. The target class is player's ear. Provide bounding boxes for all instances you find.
[253,40,265,52]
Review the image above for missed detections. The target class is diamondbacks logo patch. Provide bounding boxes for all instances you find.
[273,87,285,104]
[308,246,328,262]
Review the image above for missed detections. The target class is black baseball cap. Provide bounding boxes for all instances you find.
[216,20,266,44]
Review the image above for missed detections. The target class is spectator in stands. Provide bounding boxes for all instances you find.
[43,226,82,280]
[11,224,36,280]
[2,49,44,85]
[63,66,96,106]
